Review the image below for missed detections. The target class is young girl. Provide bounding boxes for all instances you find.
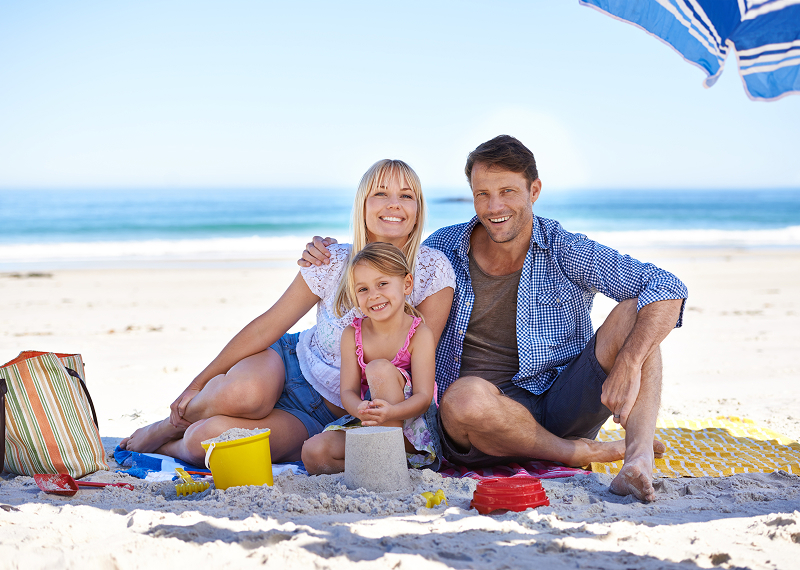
[301,242,438,473]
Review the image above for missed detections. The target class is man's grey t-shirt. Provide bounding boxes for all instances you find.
[458,250,521,385]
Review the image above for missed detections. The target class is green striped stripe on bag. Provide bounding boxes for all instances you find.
[1,351,108,477]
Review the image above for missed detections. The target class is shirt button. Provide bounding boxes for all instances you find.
[555,298,560,303]
[458,330,464,335]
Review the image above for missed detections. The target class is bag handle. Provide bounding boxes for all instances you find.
[1,377,7,474]
[64,368,99,428]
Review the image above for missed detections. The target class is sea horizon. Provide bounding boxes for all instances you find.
[3,187,800,271]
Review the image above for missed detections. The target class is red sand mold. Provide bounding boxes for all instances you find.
[470,477,549,515]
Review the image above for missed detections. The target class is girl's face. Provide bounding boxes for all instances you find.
[364,172,418,249]
[353,261,413,322]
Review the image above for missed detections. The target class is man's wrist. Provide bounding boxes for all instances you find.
[614,349,644,373]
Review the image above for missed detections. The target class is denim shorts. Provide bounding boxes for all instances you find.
[438,334,611,468]
[270,332,339,438]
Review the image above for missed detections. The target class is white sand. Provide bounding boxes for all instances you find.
[203,428,270,445]
[2,248,800,569]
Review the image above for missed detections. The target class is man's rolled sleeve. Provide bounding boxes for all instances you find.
[637,274,688,328]
[563,235,688,328]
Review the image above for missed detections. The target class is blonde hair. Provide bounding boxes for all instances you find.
[335,242,423,320]
[334,159,426,314]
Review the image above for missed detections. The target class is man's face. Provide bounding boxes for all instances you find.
[470,162,541,245]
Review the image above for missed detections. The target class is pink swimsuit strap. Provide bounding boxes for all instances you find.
[354,315,422,379]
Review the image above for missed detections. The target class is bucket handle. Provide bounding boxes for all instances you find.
[204,442,216,469]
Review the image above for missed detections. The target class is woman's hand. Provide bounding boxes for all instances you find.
[297,236,338,267]
[169,387,201,428]
[356,399,395,426]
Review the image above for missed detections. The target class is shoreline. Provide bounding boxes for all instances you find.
[2,224,800,272]
[3,243,800,274]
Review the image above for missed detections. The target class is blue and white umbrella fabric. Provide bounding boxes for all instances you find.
[580,0,800,101]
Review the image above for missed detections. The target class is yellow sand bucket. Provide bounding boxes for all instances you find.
[200,429,273,490]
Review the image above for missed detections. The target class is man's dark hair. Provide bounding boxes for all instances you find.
[465,135,539,187]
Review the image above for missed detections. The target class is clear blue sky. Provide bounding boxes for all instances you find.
[1,0,798,191]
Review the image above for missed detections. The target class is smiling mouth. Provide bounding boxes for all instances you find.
[489,215,511,223]
[370,302,388,311]
[380,216,404,223]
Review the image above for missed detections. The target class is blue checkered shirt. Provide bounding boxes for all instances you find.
[424,215,688,400]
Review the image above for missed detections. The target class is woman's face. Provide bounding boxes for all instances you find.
[364,172,418,248]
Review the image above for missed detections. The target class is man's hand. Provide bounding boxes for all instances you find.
[297,236,338,267]
[169,387,201,428]
[356,399,394,426]
[601,358,642,429]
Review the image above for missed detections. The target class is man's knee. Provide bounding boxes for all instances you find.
[596,298,639,367]
[607,298,638,330]
[440,376,499,427]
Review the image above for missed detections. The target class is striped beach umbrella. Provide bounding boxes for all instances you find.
[580,0,800,101]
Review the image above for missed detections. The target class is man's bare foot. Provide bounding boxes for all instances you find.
[610,456,656,502]
[119,418,185,453]
[579,438,666,464]
[653,439,666,458]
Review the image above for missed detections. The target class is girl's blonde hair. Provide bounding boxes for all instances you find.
[336,242,423,320]
[333,159,426,314]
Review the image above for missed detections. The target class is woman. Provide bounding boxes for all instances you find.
[120,159,455,466]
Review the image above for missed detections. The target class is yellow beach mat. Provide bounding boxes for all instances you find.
[590,416,800,477]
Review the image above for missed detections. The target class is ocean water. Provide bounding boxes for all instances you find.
[2,188,799,269]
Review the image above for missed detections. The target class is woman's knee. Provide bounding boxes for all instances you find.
[221,350,286,414]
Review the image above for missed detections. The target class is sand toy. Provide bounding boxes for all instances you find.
[421,489,447,508]
[470,477,549,515]
[33,473,134,497]
[344,426,412,492]
[201,429,273,490]
[174,467,211,496]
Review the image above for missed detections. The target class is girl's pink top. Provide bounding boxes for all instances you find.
[353,316,422,399]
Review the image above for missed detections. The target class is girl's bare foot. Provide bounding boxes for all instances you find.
[119,418,185,453]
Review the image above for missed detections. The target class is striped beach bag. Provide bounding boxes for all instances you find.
[1,351,108,477]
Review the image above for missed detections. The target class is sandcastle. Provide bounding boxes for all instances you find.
[343,426,411,492]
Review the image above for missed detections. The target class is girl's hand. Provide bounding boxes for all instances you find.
[357,399,394,426]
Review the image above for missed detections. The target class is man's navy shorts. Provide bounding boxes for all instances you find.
[437,334,612,468]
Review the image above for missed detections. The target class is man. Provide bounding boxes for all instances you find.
[301,135,687,501]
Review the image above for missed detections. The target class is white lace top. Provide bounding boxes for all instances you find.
[297,244,456,407]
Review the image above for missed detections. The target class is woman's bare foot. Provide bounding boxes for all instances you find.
[119,418,185,453]
[610,456,656,502]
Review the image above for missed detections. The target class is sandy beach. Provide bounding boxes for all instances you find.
[2,247,799,569]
